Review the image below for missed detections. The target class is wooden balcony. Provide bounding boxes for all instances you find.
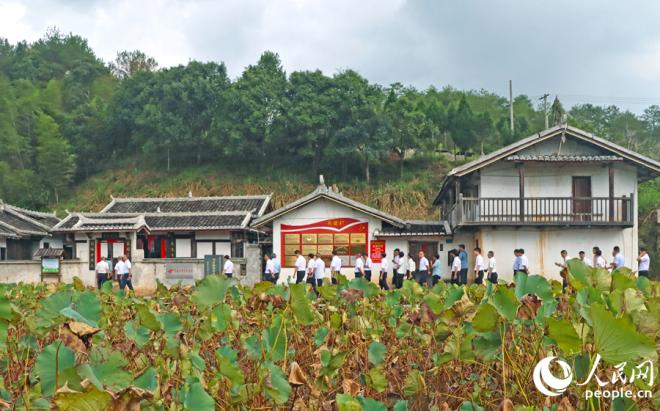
[444,195,634,228]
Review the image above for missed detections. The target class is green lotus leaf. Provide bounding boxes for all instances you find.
[290,283,315,325]
[472,303,498,333]
[367,341,386,366]
[591,303,656,364]
[546,317,582,355]
[192,274,230,310]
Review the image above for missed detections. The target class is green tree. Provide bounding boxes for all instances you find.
[35,113,75,203]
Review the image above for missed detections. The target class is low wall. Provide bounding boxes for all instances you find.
[0,257,261,295]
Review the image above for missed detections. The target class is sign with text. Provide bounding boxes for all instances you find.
[203,255,224,276]
[370,240,386,263]
[165,262,195,280]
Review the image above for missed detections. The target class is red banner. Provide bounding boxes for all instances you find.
[281,218,366,233]
[370,240,386,263]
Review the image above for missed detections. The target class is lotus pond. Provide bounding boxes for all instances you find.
[0,260,657,410]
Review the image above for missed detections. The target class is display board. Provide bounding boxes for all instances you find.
[281,218,368,267]
[369,240,386,263]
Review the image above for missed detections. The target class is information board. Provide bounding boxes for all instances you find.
[370,240,386,263]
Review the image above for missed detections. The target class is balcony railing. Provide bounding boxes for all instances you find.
[445,195,633,227]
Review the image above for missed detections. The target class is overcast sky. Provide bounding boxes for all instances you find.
[2,0,660,112]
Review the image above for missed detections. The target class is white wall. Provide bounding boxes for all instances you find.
[475,226,636,282]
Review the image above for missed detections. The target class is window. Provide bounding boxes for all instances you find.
[281,220,369,267]
[0,247,5,261]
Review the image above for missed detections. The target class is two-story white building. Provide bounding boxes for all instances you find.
[433,125,660,281]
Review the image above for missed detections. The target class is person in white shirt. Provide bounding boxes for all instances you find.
[593,248,607,269]
[431,254,443,286]
[395,251,405,289]
[364,255,373,282]
[473,248,485,284]
[554,250,569,289]
[637,247,650,278]
[610,246,625,270]
[330,250,342,284]
[406,253,416,280]
[450,250,461,284]
[119,255,134,293]
[417,251,429,286]
[294,250,307,284]
[313,253,326,290]
[263,254,276,283]
[354,253,365,279]
[379,252,389,290]
[95,256,110,289]
[223,255,234,278]
[486,251,498,284]
[519,249,529,274]
[578,251,592,267]
[305,253,316,284]
[392,249,402,288]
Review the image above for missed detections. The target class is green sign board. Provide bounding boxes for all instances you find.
[41,258,60,274]
[203,255,223,276]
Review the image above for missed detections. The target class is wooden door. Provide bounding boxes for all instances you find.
[572,177,592,222]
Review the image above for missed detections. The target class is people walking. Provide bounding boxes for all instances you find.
[486,251,498,284]
[264,254,276,283]
[223,255,234,278]
[450,250,461,284]
[313,253,325,290]
[417,251,429,286]
[593,247,607,269]
[458,244,468,285]
[406,252,416,281]
[379,252,389,290]
[555,250,569,288]
[354,253,365,279]
[119,255,134,292]
[637,247,650,278]
[272,253,281,284]
[395,251,406,288]
[473,247,485,284]
[294,250,306,284]
[95,256,110,290]
[330,250,342,284]
[431,254,442,286]
[306,253,316,284]
[519,249,529,274]
[578,250,592,267]
[610,246,625,270]
[364,254,373,282]
[392,249,401,287]
[513,249,522,276]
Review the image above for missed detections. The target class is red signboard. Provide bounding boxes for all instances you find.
[370,240,386,263]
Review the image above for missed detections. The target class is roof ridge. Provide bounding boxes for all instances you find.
[111,195,271,202]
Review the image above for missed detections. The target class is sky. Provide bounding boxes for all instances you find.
[2,0,660,113]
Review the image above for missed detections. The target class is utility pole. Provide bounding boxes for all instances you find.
[539,93,550,128]
[509,80,514,135]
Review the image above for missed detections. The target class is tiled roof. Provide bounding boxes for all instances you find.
[0,202,57,237]
[34,248,65,258]
[252,183,405,228]
[102,195,271,216]
[506,155,623,162]
[376,220,450,237]
[52,212,251,232]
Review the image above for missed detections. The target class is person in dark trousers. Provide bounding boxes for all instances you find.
[95,256,110,290]
[450,250,461,284]
[473,247,485,285]
[395,251,406,288]
[392,248,400,286]
[223,255,234,278]
[119,255,134,293]
[417,250,429,286]
[294,250,306,284]
[486,251,498,284]
[458,244,468,285]
[431,254,442,286]
[364,254,373,282]
[637,247,650,278]
[379,252,389,290]
[354,253,365,279]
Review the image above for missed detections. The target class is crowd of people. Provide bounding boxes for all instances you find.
[219,243,652,289]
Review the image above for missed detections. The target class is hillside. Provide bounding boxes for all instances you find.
[55,158,449,219]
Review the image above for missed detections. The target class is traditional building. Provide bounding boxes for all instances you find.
[51,195,272,268]
[433,125,660,280]
[252,180,450,281]
[0,201,61,260]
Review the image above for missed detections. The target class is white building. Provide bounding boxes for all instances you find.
[433,125,660,281]
[252,180,450,282]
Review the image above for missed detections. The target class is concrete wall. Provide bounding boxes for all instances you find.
[475,226,635,282]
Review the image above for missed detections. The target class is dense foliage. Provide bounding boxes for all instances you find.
[1,30,659,209]
[0,262,657,410]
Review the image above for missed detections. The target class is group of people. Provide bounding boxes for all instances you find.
[555,245,651,277]
[94,255,134,291]
[218,243,652,290]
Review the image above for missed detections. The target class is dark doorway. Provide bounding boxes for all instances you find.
[572,176,592,222]
[408,242,438,261]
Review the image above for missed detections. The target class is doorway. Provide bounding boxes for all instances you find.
[408,241,438,261]
[572,176,592,222]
